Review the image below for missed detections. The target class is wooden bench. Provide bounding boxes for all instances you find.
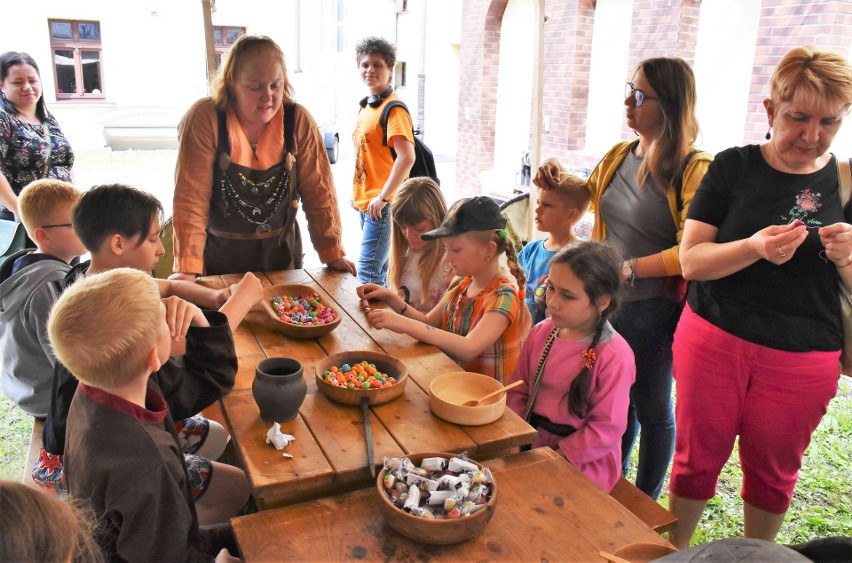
[609,476,677,534]
[22,418,44,486]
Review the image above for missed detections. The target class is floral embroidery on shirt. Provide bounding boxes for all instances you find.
[784,188,823,227]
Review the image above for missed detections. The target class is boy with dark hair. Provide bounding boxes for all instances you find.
[38,184,258,527]
[0,179,85,416]
[51,268,239,561]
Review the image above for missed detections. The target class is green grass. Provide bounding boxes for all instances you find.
[626,377,852,544]
[0,392,35,481]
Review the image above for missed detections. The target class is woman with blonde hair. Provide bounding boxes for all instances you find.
[171,34,355,277]
[537,57,712,500]
[671,45,852,547]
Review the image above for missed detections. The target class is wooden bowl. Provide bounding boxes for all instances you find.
[262,283,342,339]
[613,542,678,562]
[375,452,497,545]
[429,372,506,426]
[314,350,408,406]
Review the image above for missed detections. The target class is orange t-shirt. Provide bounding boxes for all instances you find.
[351,94,414,211]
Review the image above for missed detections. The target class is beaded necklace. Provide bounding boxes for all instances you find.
[219,168,290,234]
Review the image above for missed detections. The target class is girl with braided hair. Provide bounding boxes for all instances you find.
[507,240,636,492]
[366,196,531,383]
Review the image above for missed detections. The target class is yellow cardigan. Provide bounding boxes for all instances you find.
[587,140,713,276]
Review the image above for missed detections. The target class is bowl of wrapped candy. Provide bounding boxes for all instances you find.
[262,283,342,339]
[376,452,497,545]
[314,350,408,406]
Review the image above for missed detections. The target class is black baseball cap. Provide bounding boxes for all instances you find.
[421,196,507,241]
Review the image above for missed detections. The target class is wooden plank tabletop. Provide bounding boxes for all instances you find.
[231,447,675,562]
[204,268,536,509]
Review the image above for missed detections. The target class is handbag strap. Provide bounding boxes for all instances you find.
[837,157,851,207]
[40,118,52,177]
[522,327,559,422]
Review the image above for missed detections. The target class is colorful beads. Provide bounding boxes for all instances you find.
[321,360,397,390]
[270,293,336,326]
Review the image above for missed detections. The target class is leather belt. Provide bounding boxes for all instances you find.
[207,226,284,240]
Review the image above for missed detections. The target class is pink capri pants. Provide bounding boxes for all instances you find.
[670,305,840,514]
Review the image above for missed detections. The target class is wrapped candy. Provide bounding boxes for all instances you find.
[380,454,493,520]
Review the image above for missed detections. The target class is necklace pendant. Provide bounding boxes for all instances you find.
[251,186,260,195]
[252,207,261,216]
[256,223,272,234]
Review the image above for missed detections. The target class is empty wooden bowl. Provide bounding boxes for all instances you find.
[262,283,342,339]
[314,350,408,406]
[429,372,507,426]
[613,542,678,562]
[375,452,497,545]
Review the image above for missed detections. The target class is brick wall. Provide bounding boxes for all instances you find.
[457,0,852,194]
[456,1,508,198]
[744,0,852,144]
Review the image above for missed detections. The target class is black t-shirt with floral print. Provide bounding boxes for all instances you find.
[687,144,849,352]
[0,109,74,207]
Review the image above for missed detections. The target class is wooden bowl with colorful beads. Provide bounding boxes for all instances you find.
[261,283,342,339]
[314,350,408,406]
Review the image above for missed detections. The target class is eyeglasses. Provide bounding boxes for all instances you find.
[625,82,659,108]
[40,223,72,229]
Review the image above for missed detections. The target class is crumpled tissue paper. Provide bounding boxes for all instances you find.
[265,422,295,450]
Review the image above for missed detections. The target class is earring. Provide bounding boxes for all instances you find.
[765,127,771,140]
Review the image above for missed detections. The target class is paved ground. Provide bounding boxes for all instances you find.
[73,148,460,269]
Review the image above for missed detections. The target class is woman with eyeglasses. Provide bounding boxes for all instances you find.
[535,57,711,501]
[670,46,852,547]
[0,52,74,223]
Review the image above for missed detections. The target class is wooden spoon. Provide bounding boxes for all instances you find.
[462,380,524,406]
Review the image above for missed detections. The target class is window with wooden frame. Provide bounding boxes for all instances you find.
[49,19,104,99]
[213,26,246,69]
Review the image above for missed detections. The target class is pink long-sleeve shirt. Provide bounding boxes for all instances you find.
[507,318,635,492]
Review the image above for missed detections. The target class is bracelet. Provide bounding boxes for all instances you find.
[380,196,390,203]
[840,257,852,269]
[398,303,408,315]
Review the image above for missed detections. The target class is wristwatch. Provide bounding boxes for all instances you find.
[621,258,636,287]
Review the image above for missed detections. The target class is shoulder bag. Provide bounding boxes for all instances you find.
[835,157,852,374]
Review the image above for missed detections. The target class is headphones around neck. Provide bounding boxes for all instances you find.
[359,87,393,109]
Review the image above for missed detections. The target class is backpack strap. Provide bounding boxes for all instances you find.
[380,100,410,148]
[675,149,703,213]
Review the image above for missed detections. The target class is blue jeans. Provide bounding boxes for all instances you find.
[612,296,680,500]
[357,206,391,285]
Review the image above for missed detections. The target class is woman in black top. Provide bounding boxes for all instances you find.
[671,46,852,548]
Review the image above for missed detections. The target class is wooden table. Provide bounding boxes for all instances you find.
[231,447,675,561]
[200,268,537,510]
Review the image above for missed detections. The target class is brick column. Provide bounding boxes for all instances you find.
[539,0,596,159]
[456,0,507,198]
[744,0,852,145]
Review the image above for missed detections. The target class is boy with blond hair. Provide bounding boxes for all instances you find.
[52,268,238,562]
[38,184,257,527]
[519,170,592,324]
[0,179,85,416]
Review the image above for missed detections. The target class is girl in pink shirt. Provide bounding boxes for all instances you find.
[507,241,635,492]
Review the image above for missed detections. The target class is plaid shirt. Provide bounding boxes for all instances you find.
[440,274,531,383]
